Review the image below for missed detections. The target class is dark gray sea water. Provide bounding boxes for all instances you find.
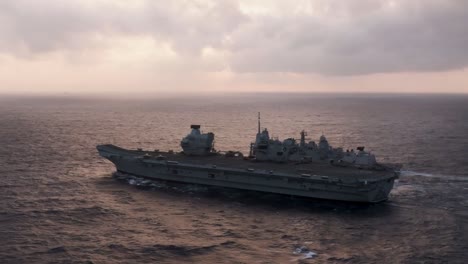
[1,93,467,263]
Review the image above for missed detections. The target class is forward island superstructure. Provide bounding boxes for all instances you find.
[97,114,399,203]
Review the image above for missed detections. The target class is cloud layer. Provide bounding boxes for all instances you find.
[0,0,467,75]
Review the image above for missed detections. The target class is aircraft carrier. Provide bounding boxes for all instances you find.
[97,114,399,203]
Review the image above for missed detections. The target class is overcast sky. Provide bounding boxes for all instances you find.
[1,0,467,94]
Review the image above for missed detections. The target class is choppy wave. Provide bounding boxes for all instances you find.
[2,95,468,263]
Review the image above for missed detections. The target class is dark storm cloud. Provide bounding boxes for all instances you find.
[0,0,467,75]
[228,0,468,75]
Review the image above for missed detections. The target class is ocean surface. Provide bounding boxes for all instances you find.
[1,93,467,263]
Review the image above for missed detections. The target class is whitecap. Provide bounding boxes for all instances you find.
[303,251,317,259]
[293,246,317,259]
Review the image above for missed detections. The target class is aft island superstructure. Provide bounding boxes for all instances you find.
[97,114,399,203]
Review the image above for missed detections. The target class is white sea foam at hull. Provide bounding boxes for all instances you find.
[400,170,468,181]
[400,171,434,177]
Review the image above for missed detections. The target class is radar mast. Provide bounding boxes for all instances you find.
[258,112,261,134]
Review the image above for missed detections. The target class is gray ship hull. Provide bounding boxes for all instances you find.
[97,145,397,203]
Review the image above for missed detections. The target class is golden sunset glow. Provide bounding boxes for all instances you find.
[0,0,467,94]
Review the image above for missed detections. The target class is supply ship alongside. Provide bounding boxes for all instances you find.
[97,114,400,203]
